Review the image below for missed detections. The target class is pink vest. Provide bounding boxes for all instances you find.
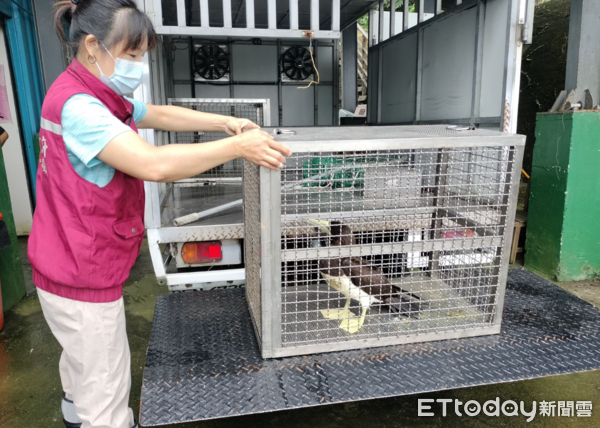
[28,59,145,303]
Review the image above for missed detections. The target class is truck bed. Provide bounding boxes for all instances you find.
[140,268,600,425]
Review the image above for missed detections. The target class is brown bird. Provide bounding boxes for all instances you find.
[308,219,424,333]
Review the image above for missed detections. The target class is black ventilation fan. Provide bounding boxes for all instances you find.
[281,47,314,81]
[194,45,229,80]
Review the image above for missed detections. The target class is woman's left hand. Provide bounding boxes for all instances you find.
[224,118,260,136]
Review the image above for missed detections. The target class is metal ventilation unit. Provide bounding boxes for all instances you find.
[244,125,525,358]
[280,46,315,83]
[193,45,230,82]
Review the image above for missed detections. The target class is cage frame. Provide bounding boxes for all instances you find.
[245,126,525,358]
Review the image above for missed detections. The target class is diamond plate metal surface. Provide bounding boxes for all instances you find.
[140,268,600,426]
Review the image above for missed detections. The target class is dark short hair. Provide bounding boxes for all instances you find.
[54,0,158,56]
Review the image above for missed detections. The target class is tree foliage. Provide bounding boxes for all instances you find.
[357,1,417,31]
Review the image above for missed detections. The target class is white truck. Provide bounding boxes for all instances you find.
[133,0,534,292]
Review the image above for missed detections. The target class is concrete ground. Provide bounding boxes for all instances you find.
[1,238,599,427]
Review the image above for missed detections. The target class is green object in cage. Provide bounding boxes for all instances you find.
[302,154,406,189]
[302,157,364,189]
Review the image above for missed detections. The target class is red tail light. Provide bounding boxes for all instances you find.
[182,241,223,264]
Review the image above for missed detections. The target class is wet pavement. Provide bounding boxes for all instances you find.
[1,238,599,427]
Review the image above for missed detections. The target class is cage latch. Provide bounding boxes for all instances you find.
[446,125,475,131]
[273,128,297,136]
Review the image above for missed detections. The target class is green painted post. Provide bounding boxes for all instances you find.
[525,112,600,281]
[0,144,26,311]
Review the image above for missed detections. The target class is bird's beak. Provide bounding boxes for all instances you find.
[306,218,331,235]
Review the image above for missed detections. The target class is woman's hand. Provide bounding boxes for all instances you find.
[234,129,292,171]
[224,118,260,136]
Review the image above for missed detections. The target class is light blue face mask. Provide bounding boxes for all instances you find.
[95,43,144,96]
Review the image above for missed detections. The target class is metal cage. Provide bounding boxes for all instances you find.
[244,125,525,358]
[161,98,270,229]
[167,98,269,179]
[147,98,269,290]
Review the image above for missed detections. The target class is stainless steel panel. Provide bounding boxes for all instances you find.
[157,224,244,243]
[265,125,525,148]
[223,0,233,28]
[172,45,191,81]
[177,0,186,26]
[246,0,255,28]
[155,26,340,39]
[367,47,379,124]
[480,0,509,118]
[200,0,210,27]
[420,7,477,121]
[194,85,231,98]
[311,0,319,31]
[231,44,279,82]
[268,0,277,29]
[317,85,333,126]
[290,0,299,30]
[316,45,334,82]
[380,32,418,124]
[282,86,315,126]
[173,84,192,98]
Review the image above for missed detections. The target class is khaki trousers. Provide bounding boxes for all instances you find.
[38,288,135,428]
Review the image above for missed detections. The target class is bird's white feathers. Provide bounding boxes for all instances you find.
[321,272,381,309]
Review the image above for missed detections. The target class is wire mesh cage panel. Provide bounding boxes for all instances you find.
[243,125,525,358]
[167,98,269,179]
[161,98,269,229]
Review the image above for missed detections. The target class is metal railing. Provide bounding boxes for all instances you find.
[369,0,452,47]
[151,0,341,39]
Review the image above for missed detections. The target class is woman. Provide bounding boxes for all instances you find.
[27,1,291,427]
